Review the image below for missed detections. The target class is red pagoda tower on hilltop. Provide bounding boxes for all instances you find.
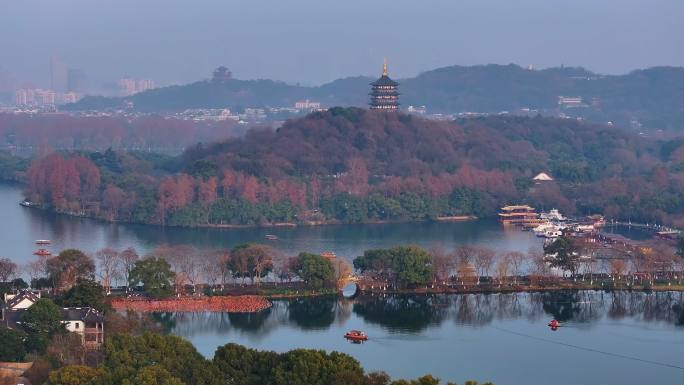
[369,59,399,110]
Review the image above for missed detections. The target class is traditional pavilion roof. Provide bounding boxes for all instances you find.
[370,75,399,87]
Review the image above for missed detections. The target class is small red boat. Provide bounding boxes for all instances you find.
[344,330,368,342]
[34,248,51,257]
[548,319,561,330]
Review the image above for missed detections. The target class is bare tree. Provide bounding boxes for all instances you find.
[271,252,290,284]
[507,251,525,284]
[0,257,17,282]
[455,245,477,267]
[96,248,121,294]
[117,247,139,290]
[429,246,455,283]
[199,250,223,292]
[496,254,512,286]
[26,257,48,285]
[528,247,548,286]
[473,247,496,284]
[611,259,627,281]
[251,245,274,286]
[156,244,197,294]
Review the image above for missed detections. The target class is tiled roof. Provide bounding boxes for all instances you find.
[62,307,104,323]
[4,291,40,310]
[370,75,399,87]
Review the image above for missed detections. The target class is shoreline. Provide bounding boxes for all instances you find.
[19,201,478,229]
[110,295,272,313]
[110,284,684,314]
[355,281,684,296]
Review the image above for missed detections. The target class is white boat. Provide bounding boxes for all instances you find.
[533,222,565,237]
[540,209,566,221]
[574,224,595,233]
[543,229,563,238]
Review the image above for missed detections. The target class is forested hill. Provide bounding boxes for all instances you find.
[65,64,684,130]
[21,109,684,227]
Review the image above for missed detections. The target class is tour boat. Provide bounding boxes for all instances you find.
[540,209,566,221]
[34,249,51,257]
[265,234,279,241]
[344,330,368,342]
[35,239,51,245]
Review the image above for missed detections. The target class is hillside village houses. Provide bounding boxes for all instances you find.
[1,290,104,349]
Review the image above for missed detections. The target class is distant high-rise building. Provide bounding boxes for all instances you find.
[36,89,56,105]
[369,59,399,110]
[50,56,68,92]
[137,79,155,93]
[119,77,137,95]
[15,88,75,107]
[15,89,28,105]
[67,68,88,93]
[119,77,155,95]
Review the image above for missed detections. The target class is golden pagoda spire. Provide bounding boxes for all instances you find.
[382,58,388,76]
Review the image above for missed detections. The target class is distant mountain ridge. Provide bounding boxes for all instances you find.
[66,64,684,130]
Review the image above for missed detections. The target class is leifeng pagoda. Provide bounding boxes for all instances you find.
[369,59,399,110]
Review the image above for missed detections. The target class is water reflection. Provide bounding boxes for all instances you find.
[1,182,542,265]
[286,296,337,330]
[163,291,684,337]
[353,295,449,333]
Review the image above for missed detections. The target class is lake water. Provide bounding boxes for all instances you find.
[163,291,684,385]
[0,182,542,265]
[3,182,683,384]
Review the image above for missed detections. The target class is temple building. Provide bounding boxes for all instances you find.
[369,59,400,110]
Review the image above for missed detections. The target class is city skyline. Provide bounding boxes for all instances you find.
[1,0,683,91]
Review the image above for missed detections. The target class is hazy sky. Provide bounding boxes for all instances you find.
[1,0,683,89]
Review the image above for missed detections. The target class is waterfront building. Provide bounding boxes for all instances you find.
[369,59,399,110]
[498,205,539,225]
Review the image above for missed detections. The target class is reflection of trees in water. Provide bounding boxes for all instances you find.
[286,296,337,330]
[452,293,537,326]
[531,291,602,323]
[156,306,278,338]
[151,312,177,332]
[353,294,449,333]
[229,307,273,331]
[163,291,684,336]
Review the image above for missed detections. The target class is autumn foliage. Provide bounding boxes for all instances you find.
[27,153,101,212]
[20,108,684,226]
